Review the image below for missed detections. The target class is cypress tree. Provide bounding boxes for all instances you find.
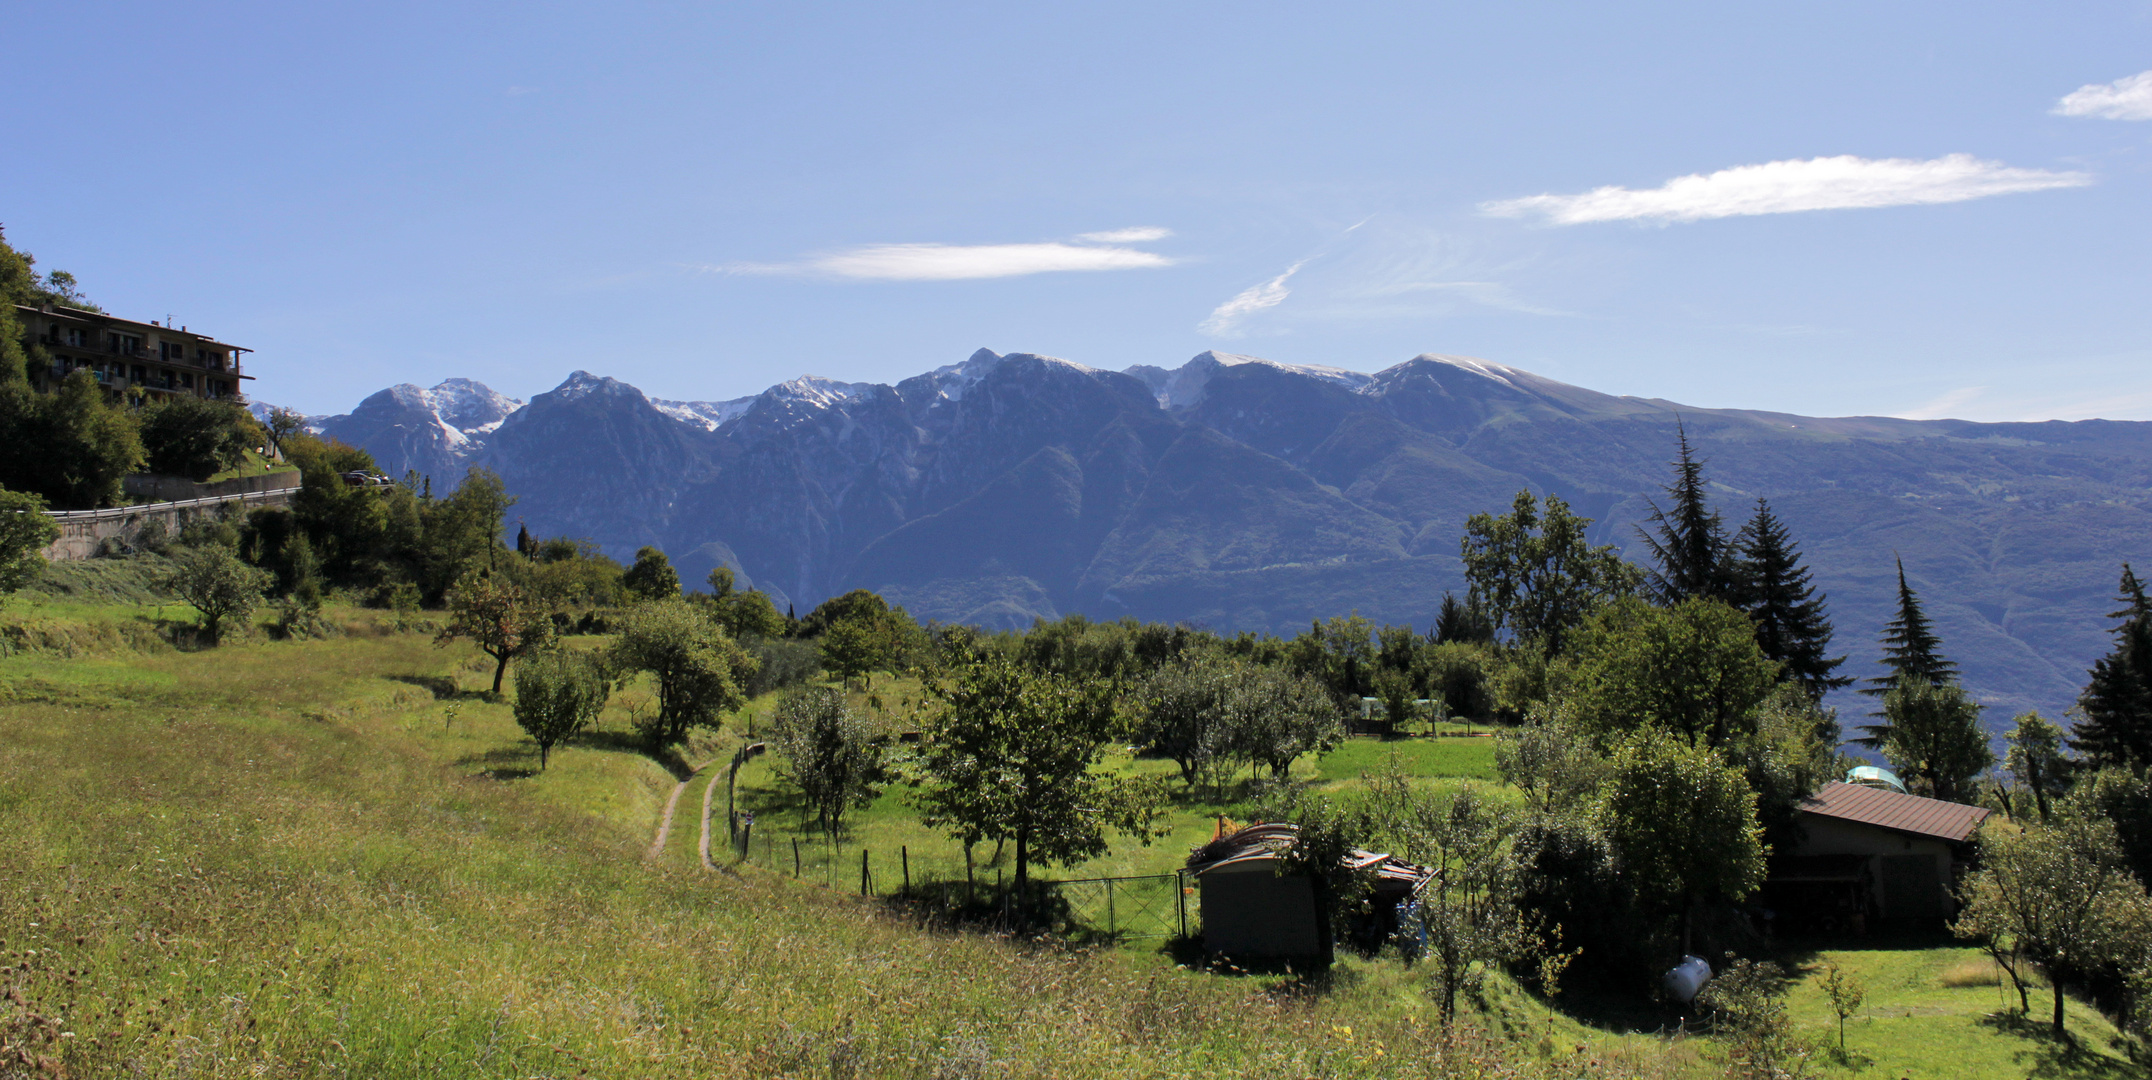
[1732,499,1850,698]
[1639,422,1733,605]
[2071,564,2152,769]
[1862,556,1955,698]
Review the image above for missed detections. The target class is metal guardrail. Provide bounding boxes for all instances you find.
[44,487,297,521]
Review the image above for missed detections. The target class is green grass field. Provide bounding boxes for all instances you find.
[0,574,2139,1077]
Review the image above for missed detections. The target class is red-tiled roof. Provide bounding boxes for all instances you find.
[1799,781,1990,842]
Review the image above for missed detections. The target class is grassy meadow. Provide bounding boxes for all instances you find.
[0,566,2140,1078]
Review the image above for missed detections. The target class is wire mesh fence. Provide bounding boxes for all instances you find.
[723,819,1194,943]
[1043,873,1189,941]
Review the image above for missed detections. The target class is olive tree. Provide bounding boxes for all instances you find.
[767,684,887,844]
[512,650,608,769]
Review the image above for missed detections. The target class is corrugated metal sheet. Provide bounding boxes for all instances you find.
[1185,822,1434,891]
[1799,781,1990,842]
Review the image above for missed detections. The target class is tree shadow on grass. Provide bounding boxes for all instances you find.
[456,743,537,780]
[386,673,490,702]
[1977,1011,2141,1080]
[560,728,695,780]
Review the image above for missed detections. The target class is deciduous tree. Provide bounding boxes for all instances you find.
[166,543,273,644]
[437,572,555,695]
[0,486,58,597]
[1461,489,1641,655]
[1226,663,1345,778]
[1594,727,1766,952]
[608,598,754,747]
[767,684,887,844]
[1566,596,1781,748]
[512,650,608,769]
[1860,676,1991,802]
[621,545,680,602]
[918,653,1165,900]
[138,395,260,482]
[1954,815,2150,1035]
[2004,712,2073,822]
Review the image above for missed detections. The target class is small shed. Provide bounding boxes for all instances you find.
[1185,822,1432,965]
[1760,780,1990,931]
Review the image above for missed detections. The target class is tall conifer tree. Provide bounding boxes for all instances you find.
[1639,423,1733,605]
[2072,564,2152,769]
[1732,499,1850,698]
[1863,556,1956,698]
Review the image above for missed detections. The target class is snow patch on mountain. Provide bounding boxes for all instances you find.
[1126,350,1374,410]
[652,396,757,431]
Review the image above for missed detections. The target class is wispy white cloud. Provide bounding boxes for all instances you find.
[1896,385,1987,420]
[1367,280,1571,317]
[1075,226,1173,243]
[1200,262,1304,337]
[715,229,1175,281]
[1482,154,2092,225]
[2055,70,2152,121]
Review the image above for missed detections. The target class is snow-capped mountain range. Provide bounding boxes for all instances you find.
[296,347,2152,725]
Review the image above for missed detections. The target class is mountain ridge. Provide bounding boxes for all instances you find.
[308,349,2152,725]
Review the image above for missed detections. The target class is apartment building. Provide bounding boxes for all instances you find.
[16,302,250,402]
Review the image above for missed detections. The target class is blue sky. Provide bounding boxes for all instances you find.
[6,2,2150,420]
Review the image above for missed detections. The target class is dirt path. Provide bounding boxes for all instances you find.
[698,765,726,870]
[647,756,720,861]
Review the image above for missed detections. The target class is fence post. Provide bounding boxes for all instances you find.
[902,846,910,895]
[1177,870,1188,939]
[861,848,870,896]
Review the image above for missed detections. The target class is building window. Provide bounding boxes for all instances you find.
[65,328,84,347]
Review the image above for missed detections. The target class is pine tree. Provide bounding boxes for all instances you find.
[2071,564,2152,769]
[1863,556,1955,698]
[1731,499,1850,698]
[1639,423,1733,605]
[1431,590,1494,645]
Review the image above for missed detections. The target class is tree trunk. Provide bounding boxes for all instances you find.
[2053,976,2066,1036]
[491,651,509,695]
[539,742,550,770]
[1014,825,1030,924]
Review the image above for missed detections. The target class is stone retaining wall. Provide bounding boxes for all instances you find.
[42,488,301,561]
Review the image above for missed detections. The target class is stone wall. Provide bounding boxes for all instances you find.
[42,488,301,562]
[121,469,303,502]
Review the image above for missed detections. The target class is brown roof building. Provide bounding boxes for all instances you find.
[17,303,251,403]
[1761,780,1992,931]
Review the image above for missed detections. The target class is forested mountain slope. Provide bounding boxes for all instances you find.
[312,349,2152,722]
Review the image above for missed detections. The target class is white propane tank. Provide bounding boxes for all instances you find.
[1663,955,1712,1004]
